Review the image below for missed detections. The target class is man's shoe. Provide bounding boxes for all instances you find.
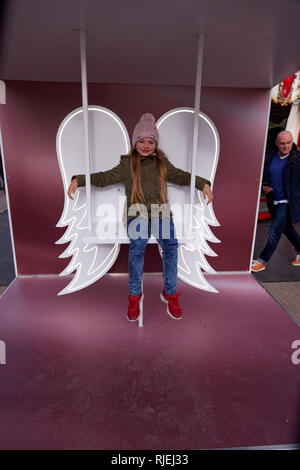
[251,260,266,272]
[291,255,300,266]
[127,293,144,322]
[160,291,182,320]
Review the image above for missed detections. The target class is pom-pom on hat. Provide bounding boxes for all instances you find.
[132,113,159,147]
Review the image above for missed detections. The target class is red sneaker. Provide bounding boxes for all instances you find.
[127,293,144,322]
[160,291,182,320]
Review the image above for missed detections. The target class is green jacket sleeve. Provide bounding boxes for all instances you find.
[73,162,122,188]
[163,156,210,191]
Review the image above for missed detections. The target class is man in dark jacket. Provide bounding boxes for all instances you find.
[252,130,300,271]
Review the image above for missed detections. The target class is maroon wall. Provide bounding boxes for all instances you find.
[0,81,270,274]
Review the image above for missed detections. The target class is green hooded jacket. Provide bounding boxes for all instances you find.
[74,152,210,219]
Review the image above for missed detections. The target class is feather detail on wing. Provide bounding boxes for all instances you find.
[157,108,220,293]
[177,191,220,293]
[55,106,130,295]
[56,188,119,295]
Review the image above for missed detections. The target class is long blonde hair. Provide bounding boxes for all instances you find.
[130,148,168,205]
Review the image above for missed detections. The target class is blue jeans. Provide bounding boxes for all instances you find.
[127,217,178,296]
[258,203,300,264]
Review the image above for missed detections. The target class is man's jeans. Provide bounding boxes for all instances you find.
[127,217,178,296]
[258,203,300,264]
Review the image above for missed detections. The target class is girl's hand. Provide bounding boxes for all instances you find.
[67,178,78,200]
[262,185,273,194]
[203,183,213,204]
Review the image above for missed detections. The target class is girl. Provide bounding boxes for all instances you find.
[68,113,213,322]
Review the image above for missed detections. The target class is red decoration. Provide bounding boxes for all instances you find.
[282,74,296,99]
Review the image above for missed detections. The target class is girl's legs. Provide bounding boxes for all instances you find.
[155,217,182,319]
[155,217,178,295]
[127,217,150,296]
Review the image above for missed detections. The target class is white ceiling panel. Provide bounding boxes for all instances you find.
[1,0,299,87]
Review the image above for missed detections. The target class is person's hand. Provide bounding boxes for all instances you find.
[68,178,78,200]
[262,185,273,194]
[203,183,213,204]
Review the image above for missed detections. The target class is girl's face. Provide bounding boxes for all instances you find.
[135,138,156,157]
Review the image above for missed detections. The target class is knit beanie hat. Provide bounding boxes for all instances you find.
[132,113,159,147]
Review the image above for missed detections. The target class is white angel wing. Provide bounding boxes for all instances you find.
[56,106,130,295]
[157,108,220,293]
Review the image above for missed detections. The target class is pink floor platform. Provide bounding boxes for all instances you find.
[0,273,299,450]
